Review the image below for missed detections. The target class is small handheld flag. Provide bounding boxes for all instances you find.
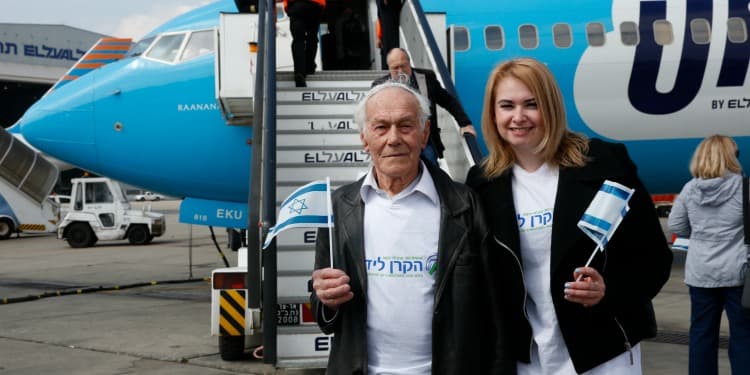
[262,178,334,251]
[577,180,634,269]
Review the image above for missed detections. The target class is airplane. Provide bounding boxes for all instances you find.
[9,0,750,229]
[427,0,750,194]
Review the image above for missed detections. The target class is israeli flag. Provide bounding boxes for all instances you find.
[671,237,689,252]
[262,178,333,249]
[577,180,634,250]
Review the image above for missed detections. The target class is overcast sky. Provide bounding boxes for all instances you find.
[0,0,214,40]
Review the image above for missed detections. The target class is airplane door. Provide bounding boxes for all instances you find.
[447,25,457,84]
[83,181,117,228]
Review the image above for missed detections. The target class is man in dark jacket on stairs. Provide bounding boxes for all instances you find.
[372,48,475,166]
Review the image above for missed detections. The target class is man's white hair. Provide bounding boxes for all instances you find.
[353,81,431,134]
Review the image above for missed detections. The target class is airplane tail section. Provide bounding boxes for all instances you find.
[50,37,133,91]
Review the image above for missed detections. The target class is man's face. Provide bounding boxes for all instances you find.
[360,87,429,185]
[387,51,412,81]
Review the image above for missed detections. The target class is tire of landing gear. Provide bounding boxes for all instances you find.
[219,335,245,360]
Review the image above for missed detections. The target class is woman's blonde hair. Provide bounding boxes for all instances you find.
[480,58,588,178]
[689,134,742,179]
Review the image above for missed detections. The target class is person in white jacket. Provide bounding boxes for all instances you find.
[668,134,750,375]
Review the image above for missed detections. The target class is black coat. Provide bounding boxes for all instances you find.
[466,139,673,373]
[312,162,514,374]
[372,68,472,158]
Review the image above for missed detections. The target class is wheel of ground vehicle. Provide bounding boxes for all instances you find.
[0,218,15,240]
[128,225,150,245]
[219,335,245,360]
[67,222,94,248]
[154,196,160,201]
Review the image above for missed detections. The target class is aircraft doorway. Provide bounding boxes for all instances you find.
[320,0,372,71]
[0,80,49,128]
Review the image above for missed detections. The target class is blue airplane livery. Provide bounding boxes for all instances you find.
[9,0,750,228]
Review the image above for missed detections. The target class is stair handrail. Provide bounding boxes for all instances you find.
[405,0,483,164]
[244,0,279,365]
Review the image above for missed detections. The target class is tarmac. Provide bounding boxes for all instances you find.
[0,200,733,374]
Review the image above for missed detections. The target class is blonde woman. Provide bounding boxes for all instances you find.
[467,58,673,374]
[668,134,750,375]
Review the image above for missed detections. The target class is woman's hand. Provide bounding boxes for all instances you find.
[564,267,606,308]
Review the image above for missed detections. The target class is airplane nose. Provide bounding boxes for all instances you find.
[18,72,99,171]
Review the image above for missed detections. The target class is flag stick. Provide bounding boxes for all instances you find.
[326,177,334,269]
[576,244,602,281]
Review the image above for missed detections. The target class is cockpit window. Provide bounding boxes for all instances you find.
[180,30,214,61]
[146,33,186,63]
[127,37,155,57]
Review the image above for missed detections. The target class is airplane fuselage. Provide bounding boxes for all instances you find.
[14,0,750,206]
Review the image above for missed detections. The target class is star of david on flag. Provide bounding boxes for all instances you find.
[577,180,634,252]
[262,178,334,249]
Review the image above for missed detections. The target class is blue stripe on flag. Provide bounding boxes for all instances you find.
[272,215,330,233]
[600,183,631,200]
[280,183,327,207]
[580,214,612,232]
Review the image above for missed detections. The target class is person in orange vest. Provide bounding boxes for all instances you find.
[283,0,326,87]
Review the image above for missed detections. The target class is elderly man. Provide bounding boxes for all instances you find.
[372,48,476,166]
[310,82,511,374]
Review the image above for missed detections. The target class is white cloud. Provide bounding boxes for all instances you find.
[112,3,211,40]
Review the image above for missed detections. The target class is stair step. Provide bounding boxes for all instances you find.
[277,116,358,131]
[276,165,369,184]
[277,132,361,146]
[278,70,385,82]
[277,88,368,103]
[277,102,357,116]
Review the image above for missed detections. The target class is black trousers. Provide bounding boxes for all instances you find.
[286,1,323,76]
[376,0,403,68]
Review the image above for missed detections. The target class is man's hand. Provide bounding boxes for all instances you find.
[312,268,354,311]
[460,124,477,137]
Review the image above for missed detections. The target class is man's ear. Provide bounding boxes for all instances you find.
[360,130,369,152]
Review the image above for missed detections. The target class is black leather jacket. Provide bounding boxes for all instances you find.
[467,139,672,373]
[312,162,514,374]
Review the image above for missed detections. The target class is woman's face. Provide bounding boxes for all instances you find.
[493,76,545,159]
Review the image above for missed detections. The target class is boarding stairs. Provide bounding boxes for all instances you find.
[217,0,480,369]
[272,70,380,368]
[0,127,60,237]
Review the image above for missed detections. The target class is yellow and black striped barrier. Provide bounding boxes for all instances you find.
[219,290,246,336]
[19,224,47,231]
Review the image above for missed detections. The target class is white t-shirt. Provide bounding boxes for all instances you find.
[360,164,439,375]
[513,163,642,375]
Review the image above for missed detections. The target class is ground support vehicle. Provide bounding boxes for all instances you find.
[58,177,166,248]
[210,247,326,361]
[135,191,164,201]
[0,191,59,240]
